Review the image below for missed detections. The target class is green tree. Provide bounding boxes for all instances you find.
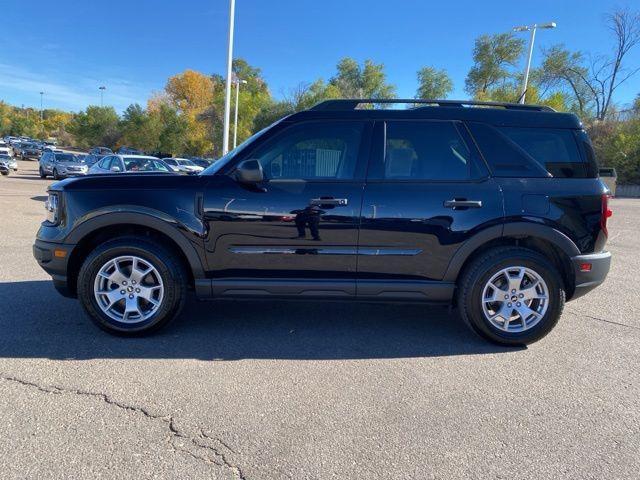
[67,106,120,148]
[416,67,453,99]
[329,58,396,99]
[465,33,525,97]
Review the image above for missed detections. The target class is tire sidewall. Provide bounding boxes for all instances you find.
[464,252,563,345]
[77,241,184,335]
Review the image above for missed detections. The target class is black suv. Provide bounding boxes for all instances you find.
[33,99,612,345]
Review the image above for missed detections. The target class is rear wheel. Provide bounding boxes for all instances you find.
[39,167,47,178]
[77,237,187,335]
[458,247,565,345]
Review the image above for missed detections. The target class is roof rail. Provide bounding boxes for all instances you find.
[309,99,556,112]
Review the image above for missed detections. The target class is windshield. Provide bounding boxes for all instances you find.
[124,158,169,172]
[201,120,282,175]
[55,154,76,162]
[177,159,196,166]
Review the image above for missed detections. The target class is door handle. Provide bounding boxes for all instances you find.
[311,197,348,206]
[443,199,483,209]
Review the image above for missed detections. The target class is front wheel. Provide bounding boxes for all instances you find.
[52,168,60,180]
[39,167,47,178]
[77,237,187,335]
[458,247,565,346]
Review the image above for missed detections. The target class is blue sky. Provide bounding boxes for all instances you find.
[1,0,638,113]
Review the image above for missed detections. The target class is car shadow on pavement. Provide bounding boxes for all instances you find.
[0,280,521,360]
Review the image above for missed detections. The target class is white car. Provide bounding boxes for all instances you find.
[0,145,13,157]
[88,154,173,175]
[161,157,204,174]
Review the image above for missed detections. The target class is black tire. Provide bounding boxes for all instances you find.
[457,247,565,346]
[77,236,187,336]
[39,167,47,178]
[1,170,8,176]
[53,168,59,180]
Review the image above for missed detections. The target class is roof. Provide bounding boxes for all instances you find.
[287,99,582,129]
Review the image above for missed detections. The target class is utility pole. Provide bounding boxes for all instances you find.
[39,92,44,121]
[233,77,247,149]
[99,86,106,107]
[222,0,236,155]
[513,22,556,104]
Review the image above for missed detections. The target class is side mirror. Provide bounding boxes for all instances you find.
[110,165,121,172]
[235,159,263,184]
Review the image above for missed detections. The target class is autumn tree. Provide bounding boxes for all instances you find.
[67,106,120,148]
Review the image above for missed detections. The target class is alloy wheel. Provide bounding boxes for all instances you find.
[481,266,549,333]
[93,255,164,324]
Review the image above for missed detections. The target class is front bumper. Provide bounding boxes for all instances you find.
[33,239,77,298]
[570,251,611,300]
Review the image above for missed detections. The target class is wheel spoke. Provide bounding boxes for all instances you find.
[507,268,525,292]
[520,284,547,301]
[97,289,123,309]
[516,304,540,323]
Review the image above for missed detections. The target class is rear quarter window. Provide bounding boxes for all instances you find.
[498,127,591,178]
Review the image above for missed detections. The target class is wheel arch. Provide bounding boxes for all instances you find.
[65,212,205,296]
[444,222,580,299]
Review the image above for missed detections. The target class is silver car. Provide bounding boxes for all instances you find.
[0,154,17,175]
[88,154,173,175]
[39,152,89,179]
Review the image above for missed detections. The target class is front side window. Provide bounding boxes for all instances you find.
[372,121,472,181]
[246,121,364,180]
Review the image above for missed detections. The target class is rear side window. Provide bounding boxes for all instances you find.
[369,121,476,180]
[499,127,588,178]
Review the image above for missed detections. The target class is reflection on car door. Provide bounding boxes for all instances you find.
[357,120,503,300]
[203,120,371,298]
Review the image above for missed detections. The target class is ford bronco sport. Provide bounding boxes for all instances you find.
[33,99,612,345]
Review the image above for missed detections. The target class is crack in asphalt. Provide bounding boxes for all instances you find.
[566,308,640,330]
[0,374,247,480]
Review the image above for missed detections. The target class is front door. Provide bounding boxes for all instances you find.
[357,120,503,299]
[203,120,371,297]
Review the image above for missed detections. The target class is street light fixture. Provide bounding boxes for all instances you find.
[222,0,236,155]
[99,86,106,107]
[513,22,556,104]
[233,77,248,149]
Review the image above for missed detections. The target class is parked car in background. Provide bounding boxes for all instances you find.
[116,146,143,155]
[190,158,215,169]
[39,152,88,179]
[0,154,17,174]
[0,145,13,157]
[83,154,104,166]
[89,146,113,156]
[88,154,173,175]
[19,143,42,160]
[161,157,204,174]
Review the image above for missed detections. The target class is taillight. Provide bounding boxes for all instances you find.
[601,194,612,237]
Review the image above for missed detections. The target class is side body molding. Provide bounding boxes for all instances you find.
[442,222,581,282]
[65,210,207,280]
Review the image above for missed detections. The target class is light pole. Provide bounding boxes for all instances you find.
[222,0,236,155]
[513,22,556,103]
[99,86,106,107]
[39,91,44,121]
[233,77,247,149]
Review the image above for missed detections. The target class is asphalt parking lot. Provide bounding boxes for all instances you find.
[0,159,638,479]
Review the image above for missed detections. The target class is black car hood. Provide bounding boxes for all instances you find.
[49,172,205,192]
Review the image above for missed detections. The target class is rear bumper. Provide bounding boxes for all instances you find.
[33,239,77,298]
[570,251,611,300]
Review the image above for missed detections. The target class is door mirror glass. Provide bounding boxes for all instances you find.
[235,159,263,183]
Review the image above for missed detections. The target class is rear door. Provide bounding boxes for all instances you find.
[357,120,503,299]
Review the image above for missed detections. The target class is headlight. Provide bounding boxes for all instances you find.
[44,193,59,224]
